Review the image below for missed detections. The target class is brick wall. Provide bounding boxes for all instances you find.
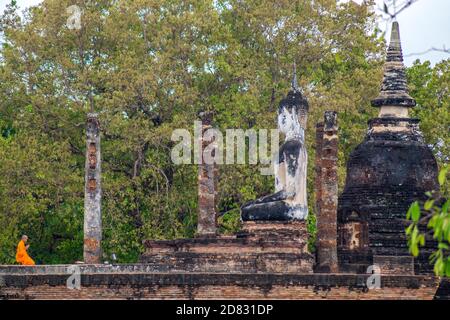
[0,269,441,300]
[141,221,314,274]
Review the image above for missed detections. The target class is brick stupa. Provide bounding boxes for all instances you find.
[337,22,439,275]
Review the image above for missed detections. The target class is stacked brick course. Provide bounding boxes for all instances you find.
[140,221,314,274]
[0,266,441,300]
[197,111,218,236]
[315,111,338,273]
[84,113,102,264]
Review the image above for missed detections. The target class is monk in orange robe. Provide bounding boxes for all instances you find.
[16,235,35,265]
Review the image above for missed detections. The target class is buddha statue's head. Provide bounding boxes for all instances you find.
[278,105,302,137]
[278,89,308,139]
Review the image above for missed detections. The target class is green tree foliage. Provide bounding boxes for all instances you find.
[405,59,450,277]
[407,167,450,277]
[1,0,439,264]
[407,59,450,187]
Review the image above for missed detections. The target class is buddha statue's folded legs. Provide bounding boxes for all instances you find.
[241,198,308,221]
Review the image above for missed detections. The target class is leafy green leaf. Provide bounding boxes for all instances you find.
[418,234,425,246]
[424,199,434,210]
[411,244,419,257]
[442,200,449,215]
[405,224,413,235]
[435,259,445,276]
[408,201,421,222]
[438,167,448,186]
[445,260,450,277]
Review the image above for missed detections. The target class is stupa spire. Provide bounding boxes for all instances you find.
[371,21,416,114]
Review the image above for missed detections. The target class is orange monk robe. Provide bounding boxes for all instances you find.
[16,240,35,265]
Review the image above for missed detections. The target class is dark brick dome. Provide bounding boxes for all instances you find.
[344,119,438,193]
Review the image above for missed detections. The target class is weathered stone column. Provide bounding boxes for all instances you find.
[315,111,338,273]
[314,122,324,226]
[84,113,102,263]
[197,111,217,236]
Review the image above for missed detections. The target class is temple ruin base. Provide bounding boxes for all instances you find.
[0,265,446,300]
[2,218,447,300]
[140,221,314,274]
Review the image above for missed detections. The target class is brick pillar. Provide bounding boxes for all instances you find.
[314,122,324,227]
[315,111,338,273]
[84,113,102,264]
[197,112,217,236]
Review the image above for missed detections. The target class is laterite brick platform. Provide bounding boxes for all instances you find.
[140,222,314,274]
[0,265,444,300]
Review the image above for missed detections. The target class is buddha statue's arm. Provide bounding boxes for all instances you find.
[274,147,285,192]
[293,146,308,207]
[275,161,286,192]
[283,145,302,199]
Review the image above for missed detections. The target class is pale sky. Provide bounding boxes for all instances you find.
[1,0,449,66]
[372,0,450,66]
